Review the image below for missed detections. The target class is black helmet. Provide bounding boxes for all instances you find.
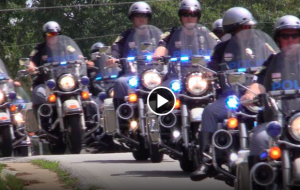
[128,1,152,20]
[178,0,201,19]
[91,42,105,53]
[274,15,300,40]
[42,21,61,33]
[222,7,256,34]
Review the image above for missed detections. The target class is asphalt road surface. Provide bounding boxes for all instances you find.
[1,153,234,190]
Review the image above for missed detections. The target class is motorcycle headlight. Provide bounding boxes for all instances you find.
[58,74,76,91]
[0,90,5,105]
[142,70,162,90]
[288,113,300,141]
[186,73,207,95]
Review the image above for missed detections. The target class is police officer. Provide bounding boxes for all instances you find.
[212,19,225,39]
[28,21,62,107]
[108,1,153,110]
[241,15,300,169]
[190,7,273,181]
[155,0,219,58]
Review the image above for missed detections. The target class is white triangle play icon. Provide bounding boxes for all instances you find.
[157,94,168,108]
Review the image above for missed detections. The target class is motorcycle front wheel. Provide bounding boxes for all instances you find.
[0,126,12,157]
[66,115,83,154]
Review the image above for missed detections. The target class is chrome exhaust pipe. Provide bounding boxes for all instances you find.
[38,104,53,118]
[251,162,276,186]
[159,112,177,128]
[116,103,134,120]
[212,129,233,150]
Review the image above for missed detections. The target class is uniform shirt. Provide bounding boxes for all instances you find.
[158,26,219,57]
[257,51,300,115]
[207,33,276,97]
[112,28,162,59]
[30,42,47,67]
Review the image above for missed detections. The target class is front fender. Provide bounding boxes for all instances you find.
[190,108,204,122]
[293,158,300,185]
[63,100,82,115]
[0,112,11,125]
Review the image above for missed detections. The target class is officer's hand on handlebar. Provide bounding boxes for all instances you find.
[240,93,256,107]
[26,65,36,74]
[106,58,118,67]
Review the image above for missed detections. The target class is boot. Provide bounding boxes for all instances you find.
[190,131,216,181]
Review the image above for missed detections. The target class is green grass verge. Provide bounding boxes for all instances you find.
[31,159,101,190]
[0,163,25,190]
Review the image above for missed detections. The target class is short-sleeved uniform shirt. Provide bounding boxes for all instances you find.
[257,51,300,115]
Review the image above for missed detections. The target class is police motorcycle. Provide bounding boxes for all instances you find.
[158,24,218,172]
[207,29,279,189]
[114,25,166,162]
[0,60,31,157]
[18,35,100,154]
[84,46,121,152]
[250,44,300,190]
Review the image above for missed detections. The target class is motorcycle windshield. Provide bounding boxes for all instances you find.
[0,59,15,95]
[222,29,279,71]
[45,35,87,78]
[168,24,218,76]
[133,25,164,73]
[263,44,300,115]
[94,52,121,80]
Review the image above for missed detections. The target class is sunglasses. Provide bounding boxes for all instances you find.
[46,32,59,38]
[280,33,300,40]
[180,12,198,18]
[133,13,149,18]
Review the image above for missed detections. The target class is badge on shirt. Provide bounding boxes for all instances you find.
[245,48,255,58]
[129,42,136,49]
[175,41,182,48]
[272,73,282,82]
[67,45,76,53]
[42,55,48,61]
[224,53,233,61]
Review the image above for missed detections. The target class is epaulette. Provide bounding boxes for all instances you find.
[254,66,267,75]
[160,31,170,40]
[30,49,38,57]
[265,43,276,54]
[114,36,123,43]
[209,32,220,43]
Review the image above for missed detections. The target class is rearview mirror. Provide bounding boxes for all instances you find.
[19,58,30,66]
[228,73,246,85]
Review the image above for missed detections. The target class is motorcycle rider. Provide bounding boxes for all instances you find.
[155,0,219,58]
[190,7,276,181]
[241,15,300,169]
[107,1,153,111]
[212,19,225,39]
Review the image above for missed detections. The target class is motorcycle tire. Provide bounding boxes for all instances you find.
[150,144,164,163]
[132,148,149,161]
[179,158,194,172]
[0,126,12,157]
[66,115,83,154]
[235,162,250,190]
[15,146,30,157]
[48,140,67,155]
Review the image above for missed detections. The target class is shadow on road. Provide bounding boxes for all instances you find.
[80,159,175,164]
[111,170,190,178]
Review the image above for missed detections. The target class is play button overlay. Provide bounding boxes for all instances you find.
[147,87,176,116]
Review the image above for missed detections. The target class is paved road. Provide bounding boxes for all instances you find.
[1,153,234,190]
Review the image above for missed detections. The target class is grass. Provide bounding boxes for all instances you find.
[31,159,101,190]
[0,163,25,190]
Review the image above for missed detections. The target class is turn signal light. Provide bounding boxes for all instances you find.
[10,105,17,112]
[270,147,281,160]
[81,91,90,100]
[48,94,56,103]
[175,99,181,109]
[227,118,238,129]
[129,94,138,103]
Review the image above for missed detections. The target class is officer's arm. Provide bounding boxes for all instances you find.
[154,46,168,57]
[154,31,171,57]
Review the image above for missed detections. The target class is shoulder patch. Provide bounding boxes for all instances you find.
[209,32,220,42]
[114,36,123,43]
[67,45,76,53]
[254,66,267,75]
[30,49,38,57]
[265,43,276,54]
[161,32,170,40]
